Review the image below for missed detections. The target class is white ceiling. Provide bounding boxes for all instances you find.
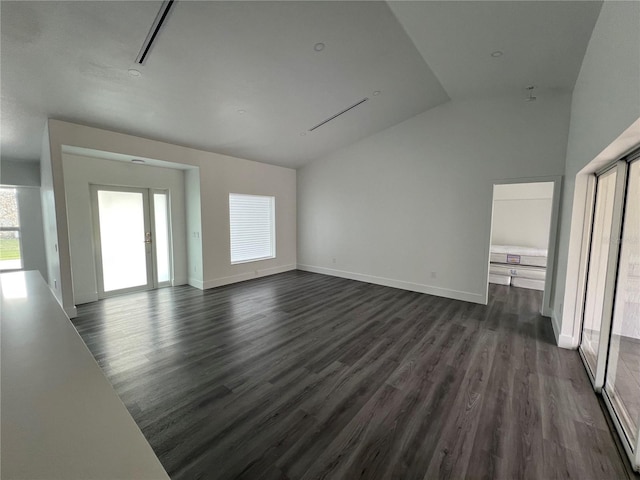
[1,1,602,168]
[389,1,603,99]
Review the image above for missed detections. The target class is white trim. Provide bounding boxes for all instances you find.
[64,304,77,319]
[561,119,640,353]
[602,388,640,471]
[297,264,484,304]
[484,175,562,316]
[201,264,296,290]
[188,278,204,290]
[551,311,576,349]
[172,276,188,286]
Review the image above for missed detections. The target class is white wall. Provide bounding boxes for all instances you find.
[491,182,553,250]
[62,154,188,304]
[40,125,69,313]
[45,120,296,315]
[298,94,570,303]
[553,0,640,347]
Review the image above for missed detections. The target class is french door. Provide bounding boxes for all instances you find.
[579,152,640,471]
[91,185,171,298]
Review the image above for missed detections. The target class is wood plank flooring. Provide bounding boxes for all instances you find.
[73,271,632,479]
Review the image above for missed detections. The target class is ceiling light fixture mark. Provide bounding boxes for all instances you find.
[128,68,141,77]
[238,109,246,114]
[135,0,176,65]
[308,97,369,132]
[314,42,325,52]
[525,85,537,102]
[491,50,504,57]
[300,132,307,136]
[372,90,381,96]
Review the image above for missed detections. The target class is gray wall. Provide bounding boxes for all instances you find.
[552,1,640,344]
[298,93,570,304]
[1,159,48,280]
[1,159,40,187]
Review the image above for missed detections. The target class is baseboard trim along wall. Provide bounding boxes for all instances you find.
[64,304,78,319]
[297,264,485,304]
[199,264,297,290]
[552,311,576,349]
[173,276,188,286]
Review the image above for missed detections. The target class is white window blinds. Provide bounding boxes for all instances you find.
[229,193,275,264]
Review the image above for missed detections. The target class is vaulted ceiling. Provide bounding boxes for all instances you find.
[1,1,602,168]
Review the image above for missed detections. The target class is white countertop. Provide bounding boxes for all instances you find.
[1,271,169,480]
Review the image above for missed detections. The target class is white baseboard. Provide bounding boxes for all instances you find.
[64,304,78,319]
[188,278,204,290]
[201,264,297,290]
[551,311,576,349]
[74,292,99,305]
[172,276,188,286]
[296,264,485,304]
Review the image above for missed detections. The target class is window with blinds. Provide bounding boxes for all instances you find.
[229,193,275,264]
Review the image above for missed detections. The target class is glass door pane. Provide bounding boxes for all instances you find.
[153,192,171,284]
[581,168,618,376]
[605,159,640,446]
[96,189,151,293]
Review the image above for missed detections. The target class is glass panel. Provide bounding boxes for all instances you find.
[0,230,22,270]
[605,159,640,445]
[97,190,148,292]
[153,193,170,284]
[581,168,617,374]
[0,188,22,270]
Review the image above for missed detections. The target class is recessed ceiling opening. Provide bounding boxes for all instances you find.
[135,0,176,65]
[308,98,369,132]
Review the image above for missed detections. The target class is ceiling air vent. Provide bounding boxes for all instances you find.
[135,0,176,65]
[308,97,369,132]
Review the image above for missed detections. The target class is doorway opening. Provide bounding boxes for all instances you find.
[488,180,557,313]
[91,185,172,298]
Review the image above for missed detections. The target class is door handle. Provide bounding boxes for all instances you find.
[144,232,152,244]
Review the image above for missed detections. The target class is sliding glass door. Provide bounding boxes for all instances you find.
[603,159,640,466]
[580,153,640,471]
[580,167,618,379]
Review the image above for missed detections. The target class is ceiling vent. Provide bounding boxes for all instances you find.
[135,0,176,65]
[308,97,369,132]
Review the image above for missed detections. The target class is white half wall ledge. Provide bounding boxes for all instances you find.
[198,264,297,290]
[297,264,485,304]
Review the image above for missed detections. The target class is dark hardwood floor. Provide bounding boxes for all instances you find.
[73,271,632,479]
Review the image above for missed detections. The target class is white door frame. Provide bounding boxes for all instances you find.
[485,175,562,317]
[91,184,166,298]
